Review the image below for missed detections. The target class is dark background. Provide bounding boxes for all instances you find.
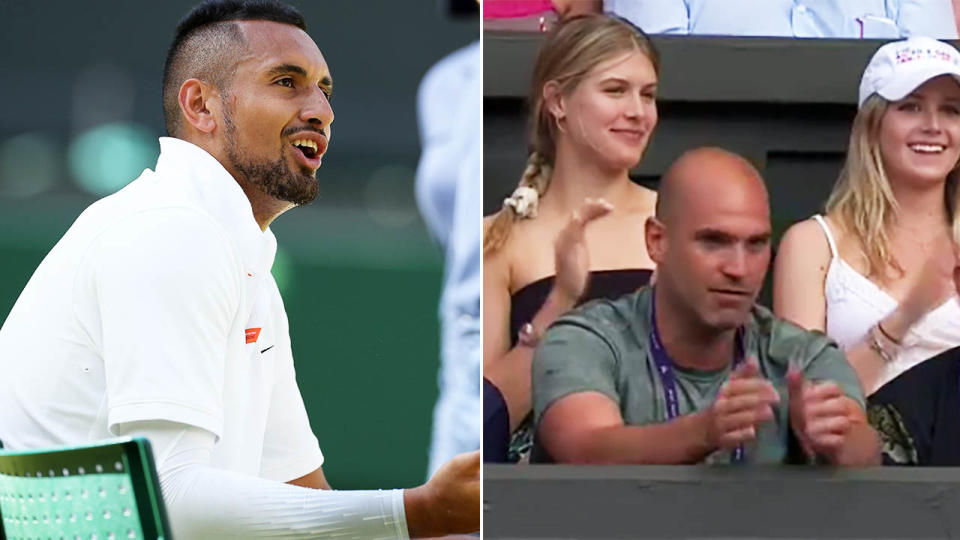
[0,1,477,489]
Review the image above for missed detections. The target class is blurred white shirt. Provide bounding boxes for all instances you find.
[605,0,958,38]
[415,41,482,476]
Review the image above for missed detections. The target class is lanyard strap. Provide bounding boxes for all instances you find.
[649,291,746,463]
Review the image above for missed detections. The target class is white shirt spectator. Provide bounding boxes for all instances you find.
[416,41,482,476]
[605,0,958,38]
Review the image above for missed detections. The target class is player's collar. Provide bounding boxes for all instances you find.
[154,137,276,279]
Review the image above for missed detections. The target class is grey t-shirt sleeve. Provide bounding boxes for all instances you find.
[532,320,621,429]
[800,337,866,410]
[766,316,866,409]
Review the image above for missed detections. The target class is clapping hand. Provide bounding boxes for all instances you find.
[705,360,780,451]
[787,368,852,460]
[899,241,958,328]
[552,198,614,307]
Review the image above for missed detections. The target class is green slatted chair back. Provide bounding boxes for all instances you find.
[0,437,171,540]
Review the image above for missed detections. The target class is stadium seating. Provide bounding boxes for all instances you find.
[0,437,171,539]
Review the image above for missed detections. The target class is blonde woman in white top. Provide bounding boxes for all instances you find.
[775,36,960,396]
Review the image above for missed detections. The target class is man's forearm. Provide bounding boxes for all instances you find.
[554,410,716,464]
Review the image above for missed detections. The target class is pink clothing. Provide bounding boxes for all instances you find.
[484,0,554,18]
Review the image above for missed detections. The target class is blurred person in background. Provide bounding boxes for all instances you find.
[483,0,600,32]
[416,0,482,477]
[483,14,660,463]
[954,0,960,36]
[0,1,479,537]
[605,0,957,38]
[533,148,880,466]
[775,37,960,465]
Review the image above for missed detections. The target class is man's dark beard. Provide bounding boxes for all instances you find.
[222,108,319,206]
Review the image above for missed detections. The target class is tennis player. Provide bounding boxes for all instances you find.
[0,1,479,538]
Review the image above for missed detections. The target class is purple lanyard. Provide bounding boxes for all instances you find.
[649,291,746,463]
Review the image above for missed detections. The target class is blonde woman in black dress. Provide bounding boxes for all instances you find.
[484,14,660,462]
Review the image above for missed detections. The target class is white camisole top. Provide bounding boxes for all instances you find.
[813,215,960,390]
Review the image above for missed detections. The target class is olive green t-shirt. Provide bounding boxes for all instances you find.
[532,286,865,464]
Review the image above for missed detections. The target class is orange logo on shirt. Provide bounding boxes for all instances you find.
[245,328,261,344]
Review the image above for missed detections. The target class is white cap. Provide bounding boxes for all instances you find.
[858,36,960,108]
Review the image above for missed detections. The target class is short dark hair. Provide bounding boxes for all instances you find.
[161,0,307,136]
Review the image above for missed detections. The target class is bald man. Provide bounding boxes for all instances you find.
[531,148,880,465]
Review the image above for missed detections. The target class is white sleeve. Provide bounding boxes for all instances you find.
[604,0,690,34]
[86,208,242,438]
[260,278,325,482]
[890,0,958,38]
[116,420,408,539]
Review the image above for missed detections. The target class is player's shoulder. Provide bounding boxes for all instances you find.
[91,205,240,272]
[107,205,228,242]
[77,170,215,236]
[64,172,232,261]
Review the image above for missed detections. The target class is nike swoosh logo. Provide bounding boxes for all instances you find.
[260,345,274,353]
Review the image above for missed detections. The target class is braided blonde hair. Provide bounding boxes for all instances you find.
[483,14,659,255]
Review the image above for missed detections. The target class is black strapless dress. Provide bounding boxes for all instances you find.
[502,269,653,463]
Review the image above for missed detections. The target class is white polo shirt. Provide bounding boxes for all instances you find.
[0,137,323,482]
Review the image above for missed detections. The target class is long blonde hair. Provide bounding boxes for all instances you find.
[826,94,960,282]
[483,14,660,255]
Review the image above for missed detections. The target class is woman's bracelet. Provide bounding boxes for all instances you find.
[868,325,897,364]
[876,320,903,345]
[518,322,542,347]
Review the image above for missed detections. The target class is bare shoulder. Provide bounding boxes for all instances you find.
[773,217,834,327]
[637,183,658,203]
[778,217,832,268]
[609,183,657,224]
[630,183,658,215]
[482,213,500,247]
[484,211,556,291]
[483,213,511,282]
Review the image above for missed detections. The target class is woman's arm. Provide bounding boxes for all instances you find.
[483,200,614,432]
[482,241,549,432]
[773,219,831,331]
